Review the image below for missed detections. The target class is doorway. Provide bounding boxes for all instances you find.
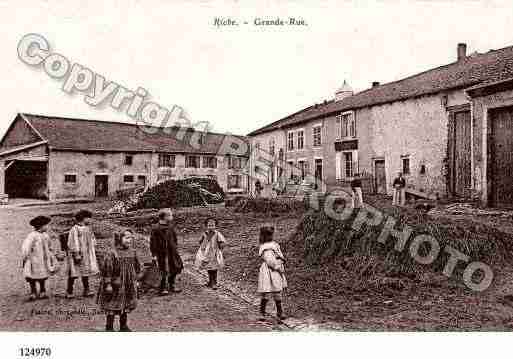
[374,159,387,194]
[448,110,471,197]
[94,175,109,197]
[314,158,323,190]
[489,106,513,207]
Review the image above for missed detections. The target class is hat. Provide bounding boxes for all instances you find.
[75,209,93,222]
[29,216,51,228]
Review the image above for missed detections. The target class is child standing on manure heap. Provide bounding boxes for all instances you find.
[150,209,184,295]
[22,215,58,301]
[97,229,142,331]
[194,217,226,290]
[65,210,99,298]
[257,226,287,321]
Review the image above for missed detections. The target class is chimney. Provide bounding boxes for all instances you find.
[457,43,467,61]
[372,81,380,88]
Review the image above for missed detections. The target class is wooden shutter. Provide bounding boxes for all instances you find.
[335,152,342,180]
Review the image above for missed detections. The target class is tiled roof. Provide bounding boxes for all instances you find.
[248,45,513,136]
[18,113,246,155]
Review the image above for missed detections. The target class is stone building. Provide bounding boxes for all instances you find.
[0,113,249,200]
[248,43,513,206]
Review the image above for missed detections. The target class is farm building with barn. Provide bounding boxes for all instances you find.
[248,43,513,207]
[0,113,249,201]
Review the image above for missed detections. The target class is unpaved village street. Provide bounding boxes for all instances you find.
[0,204,274,331]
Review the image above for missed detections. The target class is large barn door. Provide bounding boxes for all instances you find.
[490,106,513,207]
[448,110,471,197]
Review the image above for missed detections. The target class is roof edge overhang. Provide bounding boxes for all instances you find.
[466,77,513,98]
[0,140,48,157]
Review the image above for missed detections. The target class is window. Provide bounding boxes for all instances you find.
[158,154,175,168]
[297,130,304,150]
[287,132,294,151]
[137,175,146,187]
[269,138,275,156]
[186,155,200,168]
[123,175,134,183]
[226,155,242,169]
[124,155,133,166]
[227,174,242,189]
[278,148,284,160]
[402,157,410,175]
[313,125,322,147]
[203,156,217,169]
[64,174,77,184]
[340,112,356,138]
[344,152,353,178]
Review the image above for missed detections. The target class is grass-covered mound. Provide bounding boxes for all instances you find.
[234,197,307,215]
[289,202,513,286]
[132,177,225,210]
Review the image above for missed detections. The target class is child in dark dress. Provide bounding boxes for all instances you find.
[97,229,142,332]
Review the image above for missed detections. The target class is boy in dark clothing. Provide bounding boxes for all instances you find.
[150,209,183,295]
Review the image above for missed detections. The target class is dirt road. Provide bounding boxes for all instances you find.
[0,204,274,331]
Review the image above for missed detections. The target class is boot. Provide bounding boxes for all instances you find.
[28,279,37,301]
[66,277,76,299]
[105,314,115,332]
[82,277,94,297]
[38,280,48,299]
[207,271,215,288]
[168,274,182,293]
[258,299,268,321]
[160,274,169,295]
[119,313,131,332]
[211,270,218,290]
[275,300,286,321]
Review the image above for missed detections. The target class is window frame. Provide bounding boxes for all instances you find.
[297,129,304,150]
[123,174,135,183]
[158,153,175,168]
[185,155,201,168]
[64,173,77,184]
[312,124,322,147]
[124,154,133,166]
[287,131,294,151]
[402,156,411,175]
[202,155,218,169]
[227,174,242,189]
[338,111,356,139]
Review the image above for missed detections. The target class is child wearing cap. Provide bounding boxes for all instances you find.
[257,226,287,321]
[194,217,226,290]
[22,216,57,301]
[150,209,183,295]
[65,209,99,298]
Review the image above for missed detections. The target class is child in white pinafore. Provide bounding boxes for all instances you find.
[65,210,99,298]
[22,216,58,301]
[194,217,226,290]
[257,226,287,321]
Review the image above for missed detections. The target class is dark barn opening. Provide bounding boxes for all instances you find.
[5,160,48,199]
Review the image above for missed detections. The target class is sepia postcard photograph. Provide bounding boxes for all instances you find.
[1,0,513,358]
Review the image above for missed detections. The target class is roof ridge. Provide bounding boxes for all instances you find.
[21,113,239,138]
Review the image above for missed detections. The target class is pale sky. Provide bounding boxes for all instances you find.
[1,0,512,137]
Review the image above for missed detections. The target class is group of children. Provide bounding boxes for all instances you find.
[21,208,288,331]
